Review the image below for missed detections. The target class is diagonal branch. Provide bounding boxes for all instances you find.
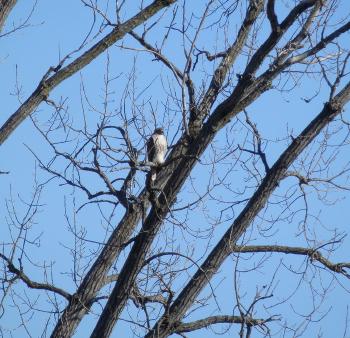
[129,30,185,83]
[287,20,350,66]
[188,0,264,133]
[207,5,350,135]
[0,0,177,146]
[145,80,350,338]
[87,3,349,335]
[90,273,167,308]
[206,0,320,132]
[43,4,180,338]
[49,3,350,337]
[0,253,71,300]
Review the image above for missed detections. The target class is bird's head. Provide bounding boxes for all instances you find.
[154,127,164,135]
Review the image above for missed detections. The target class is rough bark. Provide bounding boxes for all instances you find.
[3,1,348,337]
[145,81,350,338]
[86,1,350,336]
[229,245,350,276]
[0,0,17,33]
[45,3,179,338]
[174,315,272,333]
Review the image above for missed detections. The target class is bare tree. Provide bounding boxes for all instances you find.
[1,1,350,337]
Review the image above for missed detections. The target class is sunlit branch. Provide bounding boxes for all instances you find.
[173,314,279,334]
[230,244,350,278]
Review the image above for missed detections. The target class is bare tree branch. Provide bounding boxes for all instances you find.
[174,314,278,334]
[266,0,279,32]
[230,244,350,278]
[2,1,350,337]
[0,0,177,146]
[189,0,265,133]
[88,3,350,336]
[145,80,350,338]
[0,253,71,300]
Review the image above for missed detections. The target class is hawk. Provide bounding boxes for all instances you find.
[147,127,167,181]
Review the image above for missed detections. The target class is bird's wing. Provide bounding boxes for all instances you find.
[147,134,156,162]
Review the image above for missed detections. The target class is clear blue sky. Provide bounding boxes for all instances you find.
[1,1,350,337]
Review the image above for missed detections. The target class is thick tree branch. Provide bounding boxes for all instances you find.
[287,20,350,65]
[206,0,320,133]
[90,274,167,308]
[208,5,349,134]
[188,0,264,133]
[0,0,177,146]
[173,314,277,334]
[90,163,192,336]
[45,3,180,338]
[49,3,350,337]
[0,0,17,33]
[145,80,350,338]
[266,0,279,32]
[88,3,350,335]
[243,0,318,78]
[230,245,350,278]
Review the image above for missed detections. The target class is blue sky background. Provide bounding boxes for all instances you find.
[1,1,350,337]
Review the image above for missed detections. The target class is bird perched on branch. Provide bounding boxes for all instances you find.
[147,127,167,182]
